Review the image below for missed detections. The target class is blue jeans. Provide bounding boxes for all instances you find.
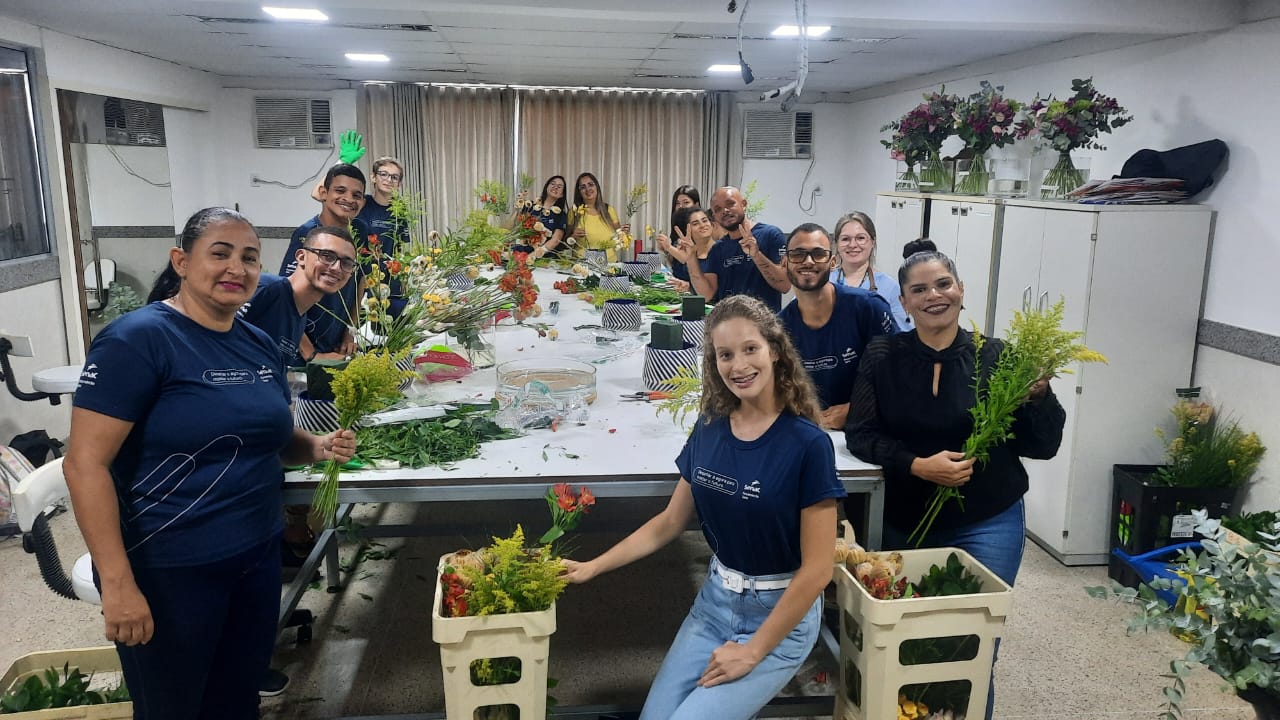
[640,558,822,720]
[883,497,1026,720]
[107,534,281,720]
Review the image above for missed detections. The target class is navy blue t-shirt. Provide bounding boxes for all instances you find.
[704,222,787,310]
[670,250,711,283]
[280,216,366,356]
[238,273,305,368]
[779,285,898,408]
[73,303,294,568]
[358,198,406,317]
[675,413,845,576]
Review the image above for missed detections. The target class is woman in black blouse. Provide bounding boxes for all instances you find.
[843,242,1064,719]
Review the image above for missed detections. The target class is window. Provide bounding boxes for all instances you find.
[0,46,50,262]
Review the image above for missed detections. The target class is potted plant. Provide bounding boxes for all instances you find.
[1013,77,1132,199]
[1088,511,1280,720]
[880,87,959,192]
[1110,394,1266,585]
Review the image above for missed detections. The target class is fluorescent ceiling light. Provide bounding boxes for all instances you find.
[262,7,328,21]
[772,25,831,37]
[346,53,390,63]
[707,64,741,73]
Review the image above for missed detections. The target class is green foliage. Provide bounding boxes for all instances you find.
[0,663,129,712]
[387,189,427,243]
[654,366,702,429]
[1154,400,1266,489]
[102,281,143,320]
[1222,511,1280,544]
[475,179,512,216]
[586,285,684,308]
[913,552,984,597]
[1086,510,1280,718]
[743,179,768,217]
[460,526,567,615]
[357,403,517,468]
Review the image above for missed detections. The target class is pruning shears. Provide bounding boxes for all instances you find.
[621,391,672,402]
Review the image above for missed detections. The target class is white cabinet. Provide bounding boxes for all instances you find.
[996,201,1212,564]
[873,193,926,254]
[928,197,1001,334]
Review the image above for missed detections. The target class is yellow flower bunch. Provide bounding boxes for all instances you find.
[1156,398,1267,489]
[457,525,568,615]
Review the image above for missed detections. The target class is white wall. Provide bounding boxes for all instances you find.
[213,88,358,229]
[740,103,852,235]
[165,106,220,232]
[834,17,1280,510]
[0,281,71,442]
[83,145,172,226]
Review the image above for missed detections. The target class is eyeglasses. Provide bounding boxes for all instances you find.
[578,182,596,190]
[838,233,872,245]
[375,170,402,183]
[302,247,357,272]
[785,247,833,263]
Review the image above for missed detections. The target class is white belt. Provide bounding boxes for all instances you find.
[710,556,793,593]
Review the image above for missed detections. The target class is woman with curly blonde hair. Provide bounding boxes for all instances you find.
[563,295,843,719]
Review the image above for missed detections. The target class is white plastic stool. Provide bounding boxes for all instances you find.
[13,457,100,604]
[31,365,82,396]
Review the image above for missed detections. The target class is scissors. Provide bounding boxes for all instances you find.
[620,391,672,402]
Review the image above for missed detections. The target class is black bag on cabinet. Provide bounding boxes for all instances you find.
[1118,139,1228,198]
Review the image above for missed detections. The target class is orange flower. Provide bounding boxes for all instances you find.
[577,487,595,510]
[386,259,403,275]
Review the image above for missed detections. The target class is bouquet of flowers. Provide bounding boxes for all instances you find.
[475,179,511,216]
[881,88,960,192]
[497,249,540,321]
[1014,78,1132,198]
[952,82,1024,194]
[1154,398,1266,489]
[624,183,648,218]
[909,300,1107,546]
[538,483,595,547]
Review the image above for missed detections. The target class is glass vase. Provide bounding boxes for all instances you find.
[1040,152,1090,200]
[448,322,496,369]
[917,150,955,194]
[953,152,990,195]
[894,162,920,192]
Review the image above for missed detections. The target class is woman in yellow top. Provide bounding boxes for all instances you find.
[567,172,629,262]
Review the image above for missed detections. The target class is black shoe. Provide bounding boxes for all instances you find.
[259,668,289,697]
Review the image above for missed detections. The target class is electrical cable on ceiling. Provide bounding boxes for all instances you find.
[733,0,754,84]
[759,0,809,113]
[105,144,170,188]
[796,153,818,216]
[252,146,337,190]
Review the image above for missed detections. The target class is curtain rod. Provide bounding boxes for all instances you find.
[361,80,704,95]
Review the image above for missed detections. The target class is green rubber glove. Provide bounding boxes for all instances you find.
[339,130,366,165]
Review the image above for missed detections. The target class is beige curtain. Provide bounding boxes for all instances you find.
[359,84,514,232]
[702,91,742,194]
[516,88,704,249]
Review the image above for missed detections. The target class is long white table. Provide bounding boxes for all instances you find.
[278,269,884,718]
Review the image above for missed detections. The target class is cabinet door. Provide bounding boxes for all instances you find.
[874,194,898,249]
[953,203,998,335]
[928,198,962,260]
[895,198,925,249]
[992,206,1045,335]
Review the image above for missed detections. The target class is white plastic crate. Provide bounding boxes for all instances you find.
[835,547,1013,720]
[431,556,557,720]
[0,647,132,719]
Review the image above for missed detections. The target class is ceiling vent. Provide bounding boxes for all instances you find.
[100,97,166,147]
[742,109,813,159]
[253,97,333,149]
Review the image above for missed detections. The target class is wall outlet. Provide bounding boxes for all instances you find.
[813,184,823,196]
[250,175,263,186]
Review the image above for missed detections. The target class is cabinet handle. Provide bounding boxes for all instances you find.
[1039,291,1049,311]
[951,206,959,215]
[960,207,969,217]
[1022,285,1032,312]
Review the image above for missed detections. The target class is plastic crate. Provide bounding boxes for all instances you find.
[1110,464,1236,557]
[0,647,131,719]
[834,547,1013,720]
[431,557,556,720]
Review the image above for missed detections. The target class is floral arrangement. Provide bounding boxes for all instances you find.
[313,350,413,524]
[497,250,540,320]
[952,82,1024,194]
[475,179,511,216]
[910,300,1108,546]
[1087,511,1280,720]
[1015,78,1132,198]
[1153,398,1266,489]
[881,88,960,191]
[538,483,595,547]
[624,183,648,218]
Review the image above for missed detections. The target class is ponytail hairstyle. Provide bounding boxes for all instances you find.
[147,207,256,304]
[699,295,822,425]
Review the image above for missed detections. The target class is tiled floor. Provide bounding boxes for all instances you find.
[0,499,1256,719]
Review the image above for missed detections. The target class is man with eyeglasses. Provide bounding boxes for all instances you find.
[359,157,409,317]
[674,186,789,310]
[778,223,898,431]
[281,163,369,364]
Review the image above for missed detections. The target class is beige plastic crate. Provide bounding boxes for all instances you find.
[0,647,132,719]
[835,547,1013,720]
[431,556,557,720]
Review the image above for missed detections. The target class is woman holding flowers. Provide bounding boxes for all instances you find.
[564,295,844,720]
[843,242,1066,720]
[567,172,629,262]
[63,207,356,719]
[518,175,569,259]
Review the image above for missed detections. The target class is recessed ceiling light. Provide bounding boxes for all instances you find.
[707,64,741,73]
[262,7,328,21]
[346,53,390,63]
[772,25,831,37]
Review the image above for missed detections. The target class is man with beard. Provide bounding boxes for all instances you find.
[669,186,790,310]
[778,223,898,430]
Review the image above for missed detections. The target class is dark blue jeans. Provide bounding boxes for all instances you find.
[883,497,1026,720]
[107,534,280,720]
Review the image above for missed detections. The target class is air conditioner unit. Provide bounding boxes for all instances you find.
[742,109,813,159]
[253,97,333,149]
[101,97,166,147]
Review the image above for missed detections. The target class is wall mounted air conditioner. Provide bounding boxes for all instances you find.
[63,95,166,146]
[742,109,812,159]
[253,97,333,149]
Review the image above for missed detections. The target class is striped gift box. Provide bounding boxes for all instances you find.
[602,298,642,331]
[677,318,705,349]
[636,251,662,275]
[642,342,700,392]
[294,392,339,434]
[621,261,650,278]
[598,275,632,293]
